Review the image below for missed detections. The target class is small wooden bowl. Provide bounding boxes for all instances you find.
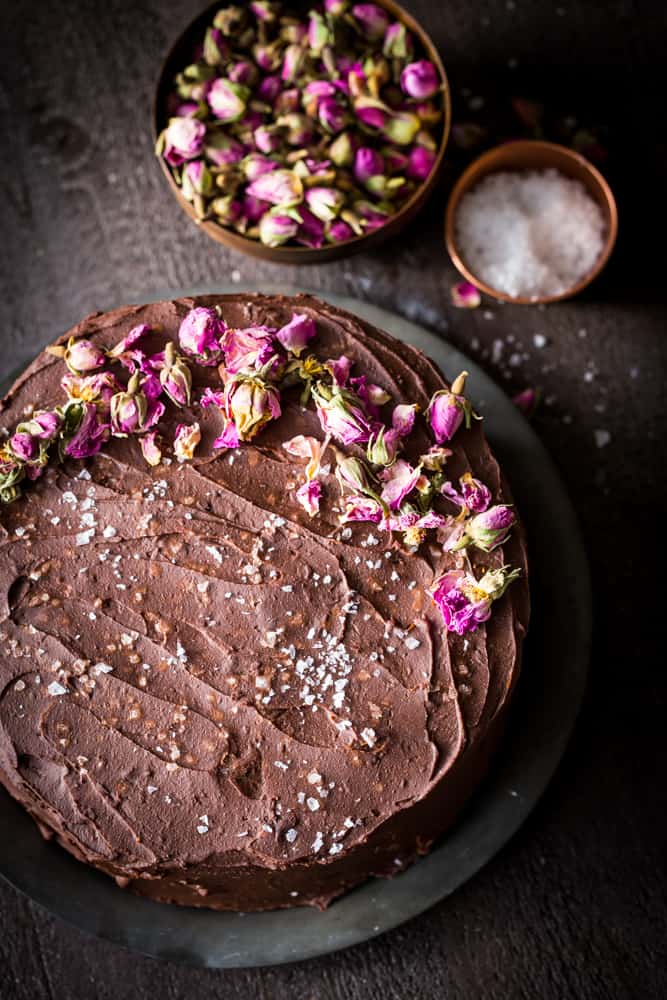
[444,140,618,304]
[153,0,451,264]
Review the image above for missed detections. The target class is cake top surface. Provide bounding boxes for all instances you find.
[0,293,528,874]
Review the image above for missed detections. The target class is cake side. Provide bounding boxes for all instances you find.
[0,293,528,910]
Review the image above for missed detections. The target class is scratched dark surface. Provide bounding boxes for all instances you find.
[1,1,666,997]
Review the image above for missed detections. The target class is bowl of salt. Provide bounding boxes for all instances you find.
[444,139,618,304]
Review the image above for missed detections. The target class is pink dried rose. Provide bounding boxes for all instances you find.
[8,432,38,463]
[512,387,540,418]
[17,410,62,442]
[326,219,355,244]
[441,472,492,514]
[61,402,109,459]
[426,372,475,444]
[335,453,373,495]
[311,383,373,446]
[446,504,516,553]
[159,346,192,407]
[208,78,249,122]
[61,370,120,407]
[400,60,440,100]
[140,431,162,467]
[110,374,165,437]
[296,479,322,517]
[305,186,345,222]
[160,117,206,167]
[259,211,299,247]
[247,168,303,206]
[341,495,384,524]
[174,422,201,462]
[63,337,106,375]
[220,325,276,373]
[283,434,327,481]
[276,314,316,357]
[451,281,481,309]
[222,372,281,442]
[178,306,225,365]
[296,206,326,248]
[383,21,414,60]
[327,355,353,387]
[379,459,423,511]
[353,147,384,185]
[106,323,153,360]
[352,4,390,40]
[431,566,520,635]
[391,402,418,437]
[407,145,437,181]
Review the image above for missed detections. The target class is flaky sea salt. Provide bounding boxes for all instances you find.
[455,168,606,299]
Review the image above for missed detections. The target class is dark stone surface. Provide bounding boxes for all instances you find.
[0,0,665,997]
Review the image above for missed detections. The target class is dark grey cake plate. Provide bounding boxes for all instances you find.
[0,290,591,968]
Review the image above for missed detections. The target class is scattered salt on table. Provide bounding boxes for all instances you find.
[455,168,606,299]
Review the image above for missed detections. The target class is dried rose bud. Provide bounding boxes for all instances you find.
[308,11,331,55]
[257,74,282,103]
[295,206,325,248]
[213,5,246,35]
[159,344,192,407]
[208,78,249,122]
[178,306,224,365]
[383,22,414,60]
[325,0,349,15]
[427,372,474,443]
[451,281,481,309]
[414,100,441,126]
[211,194,244,225]
[281,43,306,83]
[335,453,373,493]
[158,117,206,167]
[8,432,39,463]
[276,314,316,357]
[228,59,259,87]
[242,152,279,182]
[203,26,228,66]
[204,132,244,166]
[354,96,388,131]
[406,145,436,180]
[400,60,440,100]
[62,337,106,375]
[276,112,314,146]
[383,109,421,145]
[247,168,303,206]
[383,147,409,173]
[174,422,201,462]
[352,4,390,41]
[61,402,110,459]
[305,186,345,222]
[18,410,62,442]
[240,192,269,223]
[312,384,372,446]
[253,40,283,72]
[364,174,405,199]
[253,124,282,154]
[224,372,281,441]
[274,87,301,115]
[353,199,390,231]
[326,218,355,243]
[318,96,347,134]
[353,146,384,184]
[258,210,299,247]
[181,160,214,203]
[448,505,516,553]
[328,131,355,167]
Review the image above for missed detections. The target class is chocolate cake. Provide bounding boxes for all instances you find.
[0,293,528,910]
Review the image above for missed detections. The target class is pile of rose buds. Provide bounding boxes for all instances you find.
[155,1,445,248]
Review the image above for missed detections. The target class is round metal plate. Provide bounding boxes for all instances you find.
[0,290,591,967]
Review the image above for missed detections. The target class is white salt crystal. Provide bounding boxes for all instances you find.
[455,169,606,299]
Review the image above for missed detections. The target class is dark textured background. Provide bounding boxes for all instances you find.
[1,1,666,997]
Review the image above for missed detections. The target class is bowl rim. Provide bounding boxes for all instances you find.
[444,138,619,305]
[152,0,452,262]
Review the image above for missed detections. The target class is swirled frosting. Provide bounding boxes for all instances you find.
[0,294,529,910]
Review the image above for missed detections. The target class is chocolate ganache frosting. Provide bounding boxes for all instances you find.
[0,294,529,910]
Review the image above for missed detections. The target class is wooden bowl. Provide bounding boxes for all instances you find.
[153,0,451,264]
[444,140,618,304]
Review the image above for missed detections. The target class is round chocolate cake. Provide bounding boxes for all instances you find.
[0,293,528,910]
